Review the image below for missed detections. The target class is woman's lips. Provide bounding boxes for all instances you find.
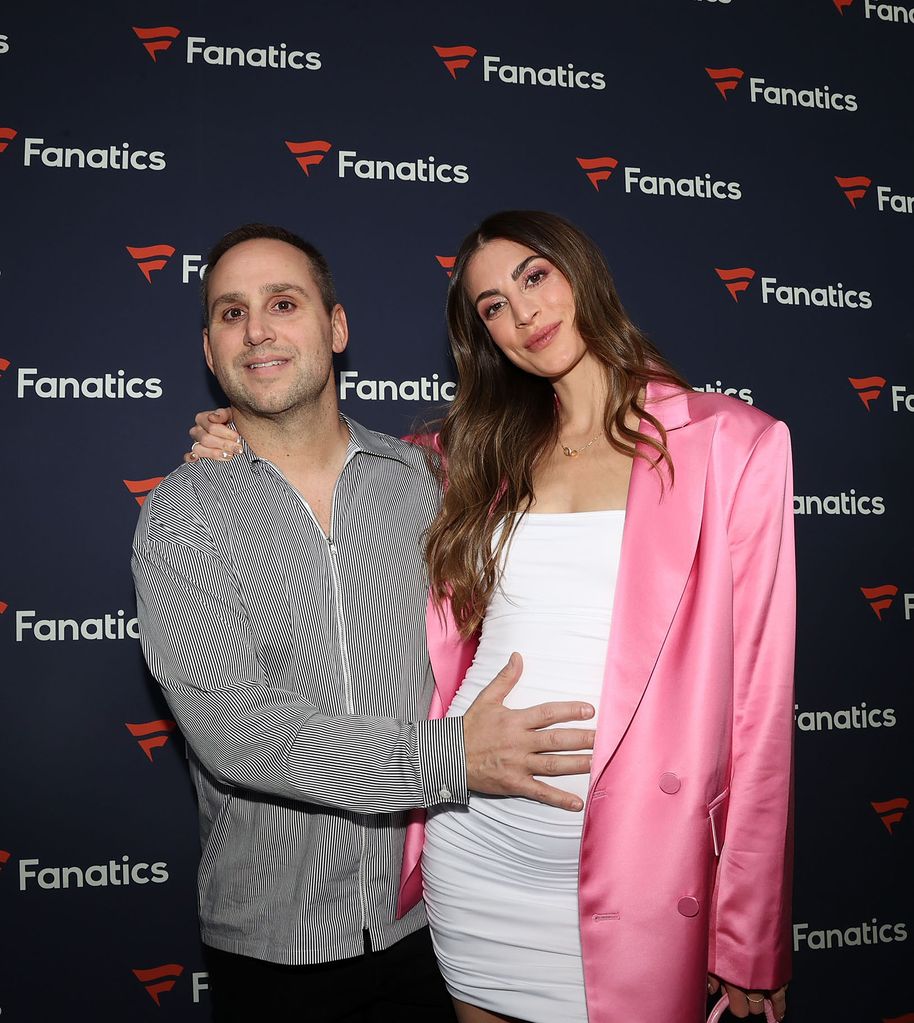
[525,322,560,352]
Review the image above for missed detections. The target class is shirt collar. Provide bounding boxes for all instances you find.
[234,413,416,469]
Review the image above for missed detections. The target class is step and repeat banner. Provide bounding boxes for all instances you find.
[1,2,911,1020]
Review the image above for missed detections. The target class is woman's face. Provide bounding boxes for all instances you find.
[464,238,588,380]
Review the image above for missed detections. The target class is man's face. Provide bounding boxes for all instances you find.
[203,238,348,419]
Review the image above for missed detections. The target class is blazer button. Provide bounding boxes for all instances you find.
[677,897,700,917]
[659,772,681,794]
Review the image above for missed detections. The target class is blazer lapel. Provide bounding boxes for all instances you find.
[591,385,712,782]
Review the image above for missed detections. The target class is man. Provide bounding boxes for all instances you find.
[132,224,595,1021]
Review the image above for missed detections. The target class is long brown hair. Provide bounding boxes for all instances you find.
[425,210,689,637]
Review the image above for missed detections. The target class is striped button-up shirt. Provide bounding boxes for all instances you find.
[132,416,467,965]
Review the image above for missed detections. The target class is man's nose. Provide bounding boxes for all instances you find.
[244,312,274,346]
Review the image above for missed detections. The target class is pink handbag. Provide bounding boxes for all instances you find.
[707,992,777,1023]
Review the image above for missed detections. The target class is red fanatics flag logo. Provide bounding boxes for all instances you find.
[285,139,332,176]
[714,267,756,302]
[125,720,177,761]
[848,375,886,410]
[132,26,181,62]
[435,255,456,277]
[835,175,872,207]
[576,156,618,191]
[0,127,17,154]
[123,478,165,507]
[133,964,184,1005]
[705,67,744,100]
[433,44,478,79]
[872,797,909,834]
[126,245,175,283]
[860,584,898,620]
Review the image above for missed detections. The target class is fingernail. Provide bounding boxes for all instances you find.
[221,450,229,459]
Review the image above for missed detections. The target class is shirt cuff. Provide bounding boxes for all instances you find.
[415,716,468,807]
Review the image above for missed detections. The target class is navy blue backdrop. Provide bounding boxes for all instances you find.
[1,2,912,1019]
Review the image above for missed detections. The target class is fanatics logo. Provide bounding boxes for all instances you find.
[186,37,320,70]
[705,66,744,99]
[705,65,857,111]
[133,964,184,1006]
[285,139,331,176]
[294,140,469,185]
[19,368,163,400]
[872,797,909,834]
[132,26,181,62]
[126,244,176,283]
[576,156,618,191]
[835,175,872,207]
[23,136,166,171]
[339,370,455,403]
[433,44,477,79]
[0,849,10,872]
[834,0,914,20]
[616,162,741,201]
[435,255,456,277]
[794,918,908,951]
[434,43,604,90]
[848,375,886,410]
[717,270,871,309]
[715,267,756,302]
[125,719,177,761]
[0,600,7,614]
[860,584,898,620]
[0,356,9,378]
[124,477,165,507]
[0,126,16,153]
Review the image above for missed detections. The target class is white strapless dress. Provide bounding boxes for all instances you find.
[423,510,624,1023]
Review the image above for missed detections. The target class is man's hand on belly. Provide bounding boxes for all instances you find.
[462,652,595,811]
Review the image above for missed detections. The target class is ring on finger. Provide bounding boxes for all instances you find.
[191,441,200,452]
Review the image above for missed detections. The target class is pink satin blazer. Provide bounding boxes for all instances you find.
[399,382,795,1023]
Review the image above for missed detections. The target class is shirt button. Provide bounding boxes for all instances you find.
[438,786,452,801]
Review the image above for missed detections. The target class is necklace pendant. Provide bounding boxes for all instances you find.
[562,445,579,458]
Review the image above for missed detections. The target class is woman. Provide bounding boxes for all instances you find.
[188,211,794,1023]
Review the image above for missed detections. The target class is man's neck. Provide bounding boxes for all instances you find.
[232,397,351,482]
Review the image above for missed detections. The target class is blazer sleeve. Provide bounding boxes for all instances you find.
[709,419,795,990]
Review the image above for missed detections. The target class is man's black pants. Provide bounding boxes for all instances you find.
[204,926,456,1022]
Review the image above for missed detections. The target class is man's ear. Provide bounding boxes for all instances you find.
[330,304,349,354]
[203,328,214,373]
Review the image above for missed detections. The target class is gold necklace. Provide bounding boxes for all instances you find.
[560,433,602,458]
